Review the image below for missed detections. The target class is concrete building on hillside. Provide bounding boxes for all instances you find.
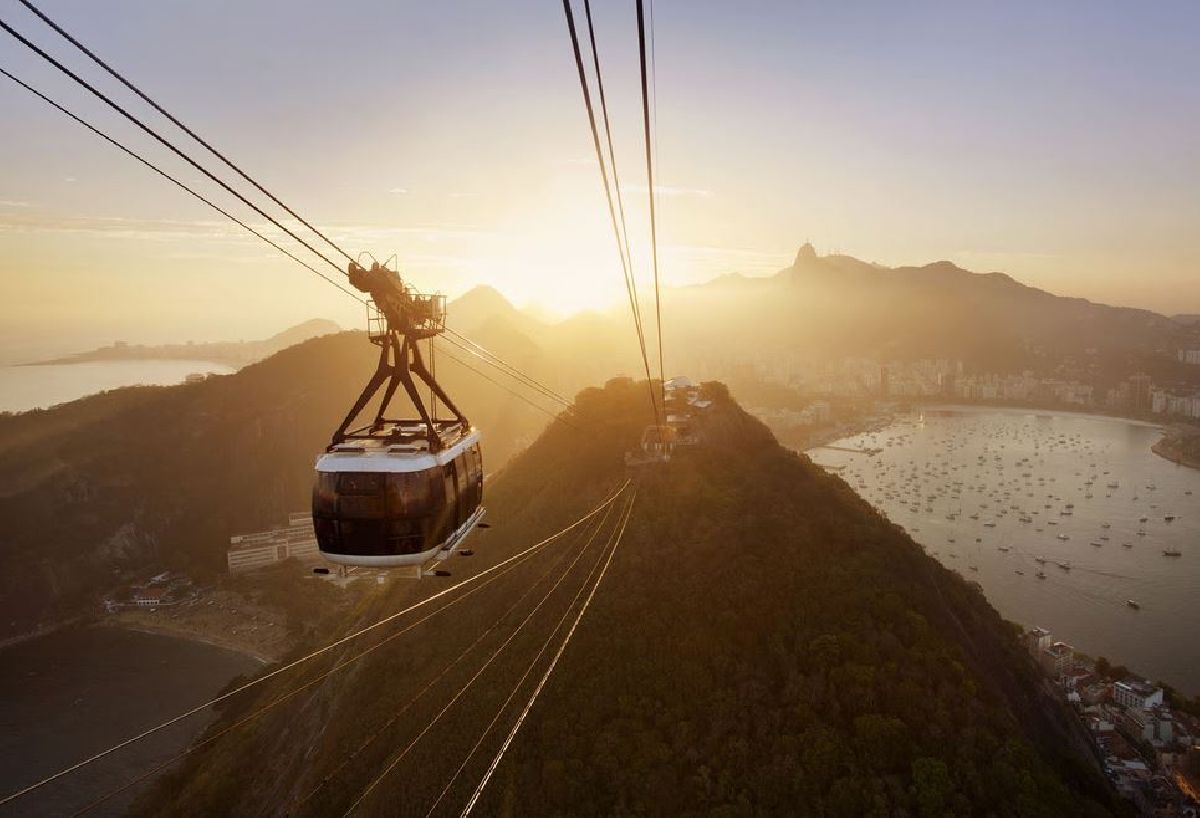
[227,513,319,573]
[1040,641,1075,679]
[1025,626,1052,654]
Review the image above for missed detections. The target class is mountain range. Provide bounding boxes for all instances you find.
[449,245,1199,392]
[25,318,342,369]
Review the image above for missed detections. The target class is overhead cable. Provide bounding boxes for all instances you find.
[460,491,635,816]
[560,0,661,425]
[0,485,627,808]
[0,17,348,279]
[16,0,357,265]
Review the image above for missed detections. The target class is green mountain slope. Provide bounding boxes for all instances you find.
[130,379,1119,817]
[0,331,551,640]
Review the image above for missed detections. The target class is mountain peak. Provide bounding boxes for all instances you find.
[793,242,818,267]
[451,284,516,313]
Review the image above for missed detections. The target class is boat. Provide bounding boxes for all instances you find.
[1036,571,1046,579]
[1057,533,1069,540]
[1126,599,1141,610]
[1090,541,1103,547]
[1057,561,1071,571]
[1163,548,1182,557]
[1035,557,1047,564]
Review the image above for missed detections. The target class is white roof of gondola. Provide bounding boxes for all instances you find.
[315,427,480,473]
[664,376,695,390]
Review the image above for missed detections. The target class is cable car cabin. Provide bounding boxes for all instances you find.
[312,422,484,567]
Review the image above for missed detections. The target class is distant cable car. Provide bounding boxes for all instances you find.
[312,259,485,567]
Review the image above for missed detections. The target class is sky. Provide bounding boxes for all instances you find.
[1,0,1198,360]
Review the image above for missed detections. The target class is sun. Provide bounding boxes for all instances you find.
[485,195,634,319]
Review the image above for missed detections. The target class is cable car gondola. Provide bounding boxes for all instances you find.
[312,260,484,567]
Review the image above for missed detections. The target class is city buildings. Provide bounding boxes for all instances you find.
[1023,627,1200,816]
[1116,679,1166,711]
[747,356,1200,420]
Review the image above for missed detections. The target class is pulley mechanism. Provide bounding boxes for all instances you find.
[329,259,467,451]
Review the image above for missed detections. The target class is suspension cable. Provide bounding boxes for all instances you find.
[342,489,623,816]
[72,533,554,817]
[561,0,661,427]
[15,0,356,265]
[423,490,628,817]
[581,0,652,381]
[460,490,635,816]
[2,20,587,428]
[435,343,579,430]
[0,65,583,423]
[583,0,638,330]
[0,485,626,809]
[0,17,348,279]
[287,499,614,815]
[442,329,571,408]
[634,0,667,405]
[0,67,364,303]
[7,6,587,420]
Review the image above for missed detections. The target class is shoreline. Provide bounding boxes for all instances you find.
[98,618,273,665]
[910,401,1167,430]
[17,355,236,369]
[807,402,1186,465]
[1152,436,1200,471]
[806,405,1200,696]
[0,616,87,652]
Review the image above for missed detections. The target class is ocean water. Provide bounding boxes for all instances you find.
[0,625,259,817]
[0,360,235,413]
[809,406,1200,694]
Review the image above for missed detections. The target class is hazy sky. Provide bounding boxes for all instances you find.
[2,1,1198,359]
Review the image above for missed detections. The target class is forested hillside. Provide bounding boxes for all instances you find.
[0,331,551,640]
[133,378,1121,817]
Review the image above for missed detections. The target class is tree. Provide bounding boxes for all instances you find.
[912,757,954,818]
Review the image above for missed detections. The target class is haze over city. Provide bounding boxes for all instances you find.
[2,0,1198,361]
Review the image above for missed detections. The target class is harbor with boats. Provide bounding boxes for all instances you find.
[809,406,1200,695]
